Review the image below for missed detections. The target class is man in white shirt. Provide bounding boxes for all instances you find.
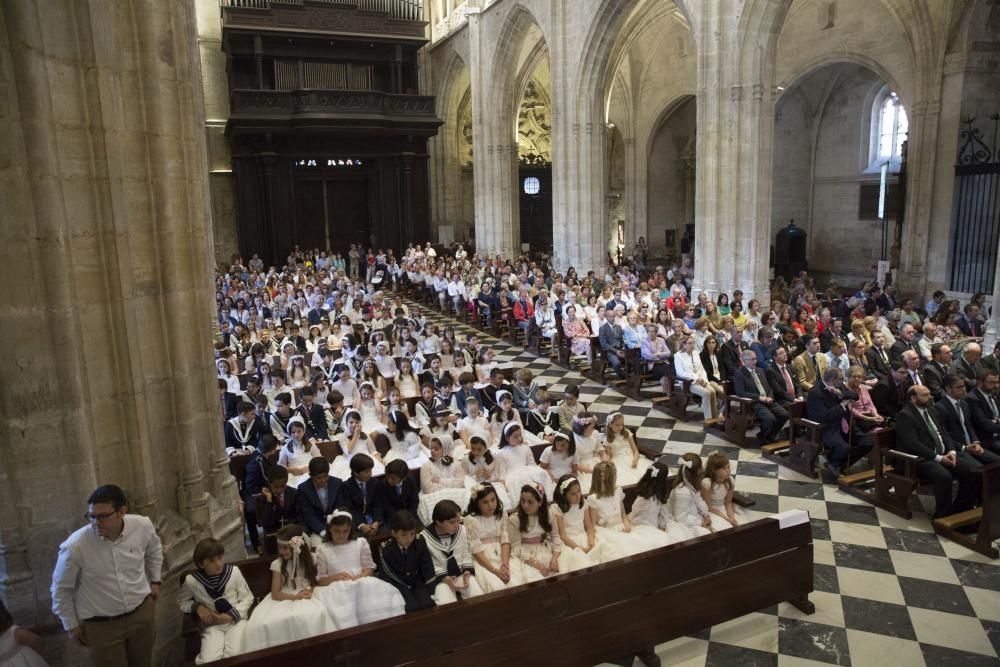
[51,485,162,667]
[446,274,468,314]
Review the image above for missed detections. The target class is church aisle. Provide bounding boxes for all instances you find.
[413,303,1000,667]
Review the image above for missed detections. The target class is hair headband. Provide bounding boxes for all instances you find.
[287,415,306,429]
[359,381,375,391]
[276,534,305,580]
[573,415,596,427]
[606,412,624,428]
[502,421,521,439]
[344,409,362,422]
[496,390,512,403]
[558,477,578,493]
[326,510,353,523]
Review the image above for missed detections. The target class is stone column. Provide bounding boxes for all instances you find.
[985,234,1000,352]
[0,1,243,664]
[691,0,774,306]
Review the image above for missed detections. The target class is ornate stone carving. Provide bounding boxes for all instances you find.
[517,80,552,165]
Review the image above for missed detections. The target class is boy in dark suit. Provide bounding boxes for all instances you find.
[259,465,298,534]
[378,510,436,612]
[375,459,420,522]
[295,457,343,545]
[341,454,382,537]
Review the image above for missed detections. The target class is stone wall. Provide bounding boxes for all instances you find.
[647,97,695,255]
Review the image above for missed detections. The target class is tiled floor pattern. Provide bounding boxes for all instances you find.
[416,304,1000,667]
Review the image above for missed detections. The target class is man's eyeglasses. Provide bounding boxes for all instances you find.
[84,511,119,523]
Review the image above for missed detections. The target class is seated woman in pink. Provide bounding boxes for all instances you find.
[562,305,592,357]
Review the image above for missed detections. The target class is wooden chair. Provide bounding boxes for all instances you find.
[933,462,1000,559]
[315,439,344,462]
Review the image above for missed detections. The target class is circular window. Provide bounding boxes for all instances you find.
[523,176,541,195]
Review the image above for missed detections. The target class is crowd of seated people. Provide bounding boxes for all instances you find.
[213,244,999,625]
[206,243,798,663]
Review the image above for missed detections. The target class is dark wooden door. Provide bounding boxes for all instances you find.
[326,177,370,254]
[519,165,552,253]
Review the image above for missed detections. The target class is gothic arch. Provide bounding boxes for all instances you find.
[777,53,909,111]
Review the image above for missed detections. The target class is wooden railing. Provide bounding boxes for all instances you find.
[221,0,422,21]
[230,89,436,119]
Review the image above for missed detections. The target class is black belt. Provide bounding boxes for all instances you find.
[83,595,150,623]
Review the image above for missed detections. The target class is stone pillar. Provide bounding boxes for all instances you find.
[691,0,774,306]
[896,97,942,298]
[0,1,243,664]
[986,234,1000,352]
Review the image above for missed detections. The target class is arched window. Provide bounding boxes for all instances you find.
[865,86,908,173]
[877,93,907,160]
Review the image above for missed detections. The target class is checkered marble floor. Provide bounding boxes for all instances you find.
[417,305,1000,667]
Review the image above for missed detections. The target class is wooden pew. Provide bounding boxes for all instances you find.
[760,404,817,479]
[835,427,920,518]
[933,462,1000,559]
[204,515,813,666]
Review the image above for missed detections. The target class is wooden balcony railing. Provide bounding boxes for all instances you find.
[221,0,425,39]
[230,89,437,120]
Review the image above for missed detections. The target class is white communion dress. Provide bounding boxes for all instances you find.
[242,558,337,653]
[312,539,406,629]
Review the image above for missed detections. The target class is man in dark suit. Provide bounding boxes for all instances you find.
[935,374,1000,464]
[952,343,983,390]
[806,367,873,477]
[870,363,912,419]
[967,370,1000,447]
[890,323,919,365]
[766,346,802,404]
[865,331,892,378]
[296,386,329,440]
[980,340,1000,376]
[599,306,626,378]
[876,285,897,312]
[819,318,849,354]
[894,385,979,518]
[955,304,984,340]
[296,457,344,544]
[770,325,799,360]
[733,350,788,446]
[720,327,751,379]
[921,343,953,402]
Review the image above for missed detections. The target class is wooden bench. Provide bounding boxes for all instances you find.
[656,377,698,422]
[933,462,1000,559]
[201,515,812,666]
[833,427,923,517]
[760,405,818,479]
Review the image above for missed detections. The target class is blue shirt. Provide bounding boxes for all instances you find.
[622,324,646,350]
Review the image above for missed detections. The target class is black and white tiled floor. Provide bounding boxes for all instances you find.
[418,305,1000,667]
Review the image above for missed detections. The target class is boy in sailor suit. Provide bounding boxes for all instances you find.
[177,538,253,664]
[224,402,265,456]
